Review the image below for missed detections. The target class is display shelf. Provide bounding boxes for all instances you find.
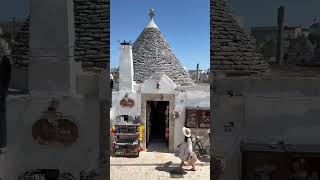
[115,133,139,136]
[112,121,142,157]
[114,142,139,146]
[115,124,140,126]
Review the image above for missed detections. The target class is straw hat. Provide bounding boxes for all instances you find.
[182,127,191,137]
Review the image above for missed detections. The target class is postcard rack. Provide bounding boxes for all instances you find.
[112,124,141,157]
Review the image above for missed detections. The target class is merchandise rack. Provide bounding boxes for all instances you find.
[112,123,141,157]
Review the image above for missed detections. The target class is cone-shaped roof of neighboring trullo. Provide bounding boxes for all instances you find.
[211,0,269,75]
[132,9,194,86]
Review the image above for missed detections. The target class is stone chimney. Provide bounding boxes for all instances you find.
[119,41,134,92]
[28,0,81,95]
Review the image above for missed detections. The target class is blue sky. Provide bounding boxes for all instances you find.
[2,0,320,70]
[0,0,29,21]
[110,0,210,70]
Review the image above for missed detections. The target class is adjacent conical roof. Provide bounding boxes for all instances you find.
[132,9,194,86]
[211,0,269,75]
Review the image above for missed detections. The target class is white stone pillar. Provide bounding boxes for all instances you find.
[119,41,134,92]
[28,0,80,95]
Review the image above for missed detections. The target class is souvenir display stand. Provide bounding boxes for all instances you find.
[111,115,143,157]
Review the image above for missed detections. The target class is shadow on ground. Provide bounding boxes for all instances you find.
[155,161,191,178]
[147,138,170,153]
[110,151,139,158]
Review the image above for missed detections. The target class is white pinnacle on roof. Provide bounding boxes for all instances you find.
[146,8,158,29]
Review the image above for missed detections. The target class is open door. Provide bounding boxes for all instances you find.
[146,101,169,149]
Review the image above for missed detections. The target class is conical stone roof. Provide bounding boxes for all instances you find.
[211,0,269,75]
[132,9,194,86]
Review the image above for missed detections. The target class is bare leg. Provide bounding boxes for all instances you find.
[191,163,196,171]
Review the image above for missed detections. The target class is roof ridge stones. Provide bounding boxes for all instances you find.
[132,27,194,86]
[132,10,194,86]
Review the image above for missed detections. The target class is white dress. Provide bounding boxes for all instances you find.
[178,138,193,161]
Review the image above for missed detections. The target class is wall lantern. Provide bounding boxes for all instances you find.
[156,82,160,89]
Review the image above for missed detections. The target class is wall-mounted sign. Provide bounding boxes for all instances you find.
[185,109,198,128]
[120,94,134,108]
[32,99,78,145]
[185,107,210,128]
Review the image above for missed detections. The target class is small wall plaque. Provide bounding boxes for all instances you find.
[32,100,79,145]
[120,94,134,108]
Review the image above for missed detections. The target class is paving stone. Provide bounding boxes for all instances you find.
[111,151,210,179]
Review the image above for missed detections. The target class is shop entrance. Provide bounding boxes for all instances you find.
[146,101,169,150]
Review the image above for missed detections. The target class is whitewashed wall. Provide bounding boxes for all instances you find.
[174,87,210,150]
[1,96,100,179]
[213,78,320,180]
[0,70,107,179]
[110,91,141,123]
[110,82,210,151]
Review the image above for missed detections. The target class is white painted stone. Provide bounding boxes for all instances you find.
[0,0,106,178]
[119,44,134,92]
[141,73,177,94]
[146,18,158,29]
[1,95,101,179]
[110,74,210,152]
[213,78,320,180]
[28,0,82,95]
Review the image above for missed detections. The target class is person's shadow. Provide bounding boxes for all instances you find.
[155,161,188,178]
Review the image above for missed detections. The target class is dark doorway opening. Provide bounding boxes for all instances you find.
[146,101,169,151]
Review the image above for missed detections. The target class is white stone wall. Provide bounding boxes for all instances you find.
[1,95,101,179]
[213,78,320,180]
[119,45,134,92]
[110,91,141,122]
[110,82,210,152]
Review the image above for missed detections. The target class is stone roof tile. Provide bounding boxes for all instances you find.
[211,0,269,75]
[132,17,194,86]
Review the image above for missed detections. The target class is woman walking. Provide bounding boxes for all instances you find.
[177,127,197,173]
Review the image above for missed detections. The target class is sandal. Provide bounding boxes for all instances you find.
[189,168,196,171]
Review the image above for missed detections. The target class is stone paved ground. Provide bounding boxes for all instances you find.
[110,151,210,180]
